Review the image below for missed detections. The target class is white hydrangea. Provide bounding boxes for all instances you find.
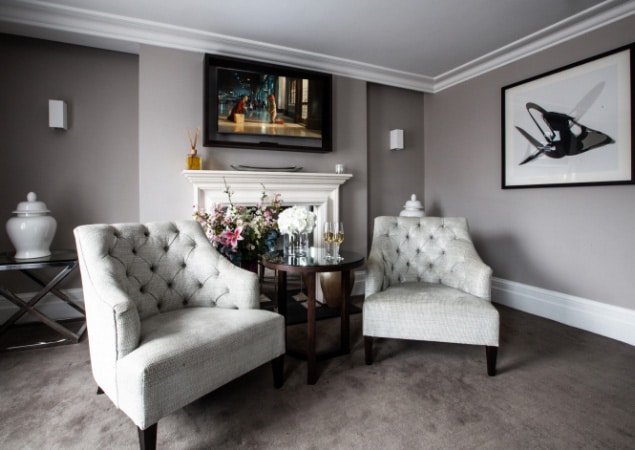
[277,206,316,234]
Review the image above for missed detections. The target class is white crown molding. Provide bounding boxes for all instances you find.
[0,0,436,92]
[433,0,635,92]
[0,0,633,93]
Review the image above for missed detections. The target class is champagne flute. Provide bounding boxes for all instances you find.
[333,222,344,260]
[323,222,334,259]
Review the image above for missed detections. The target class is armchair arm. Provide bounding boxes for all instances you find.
[365,249,386,298]
[74,225,142,398]
[213,254,260,309]
[459,256,493,300]
[76,256,142,355]
[439,238,493,300]
[75,242,141,399]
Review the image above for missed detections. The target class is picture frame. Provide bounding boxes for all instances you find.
[502,43,633,189]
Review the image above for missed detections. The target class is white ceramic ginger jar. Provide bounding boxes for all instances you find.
[6,192,57,259]
[399,194,425,217]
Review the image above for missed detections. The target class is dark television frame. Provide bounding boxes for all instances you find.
[204,54,333,153]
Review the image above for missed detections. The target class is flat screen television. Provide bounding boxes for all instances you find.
[204,54,332,153]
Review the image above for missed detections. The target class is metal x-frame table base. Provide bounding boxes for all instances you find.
[0,259,86,350]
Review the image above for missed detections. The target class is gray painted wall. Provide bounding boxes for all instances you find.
[367,83,425,248]
[424,15,635,309]
[138,45,369,255]
[3,12,633,317]
[0,34,138,290]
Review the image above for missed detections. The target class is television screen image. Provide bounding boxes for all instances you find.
[205,55,332,153]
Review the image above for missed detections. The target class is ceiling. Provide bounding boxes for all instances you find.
[1,0,634,92]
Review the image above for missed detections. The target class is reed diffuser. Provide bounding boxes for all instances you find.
[186,127,201,170]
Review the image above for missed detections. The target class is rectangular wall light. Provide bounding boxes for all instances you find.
[49,99,67,130]
[390,129,404,150]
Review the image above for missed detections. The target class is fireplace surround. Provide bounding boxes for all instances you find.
[182,170,352,249]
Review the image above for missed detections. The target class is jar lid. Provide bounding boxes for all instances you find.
[403,194,422,210]
[13,192,50,214]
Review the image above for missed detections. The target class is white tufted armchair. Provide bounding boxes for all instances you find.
[363,216,499,375]
[74,221,285,450]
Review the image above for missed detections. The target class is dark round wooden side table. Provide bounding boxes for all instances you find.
[262,249,365,384]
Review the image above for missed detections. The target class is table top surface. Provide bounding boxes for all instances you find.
[262,249,364,273]
[0,250,78,270]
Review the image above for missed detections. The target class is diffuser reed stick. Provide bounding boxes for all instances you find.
[186,126,202,170]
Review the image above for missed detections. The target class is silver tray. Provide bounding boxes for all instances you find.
[230,165,303,172]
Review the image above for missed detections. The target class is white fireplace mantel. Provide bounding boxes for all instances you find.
[182,170,353,249]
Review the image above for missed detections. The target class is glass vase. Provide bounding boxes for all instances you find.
[286,232,309,257]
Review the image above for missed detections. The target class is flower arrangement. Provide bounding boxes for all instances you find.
[194,181,283,265]
[277,205,317,235]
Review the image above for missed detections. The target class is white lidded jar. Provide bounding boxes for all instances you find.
[6,192,57,259]
[399,194,425,217]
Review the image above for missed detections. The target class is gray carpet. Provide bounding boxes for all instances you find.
[1,302,634,449]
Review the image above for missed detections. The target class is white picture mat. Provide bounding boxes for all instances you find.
[503,48,631,187]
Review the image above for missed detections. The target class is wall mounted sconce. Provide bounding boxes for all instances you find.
[49,99,67,130]
[390,129,404,150]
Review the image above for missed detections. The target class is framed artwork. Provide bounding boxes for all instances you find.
[502,43,633,188]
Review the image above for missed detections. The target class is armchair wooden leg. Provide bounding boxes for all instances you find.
[138,423,157,450]
[96,386,104,395]
[486,346,498,376]
[272,355,284,389]
[364,336,374,365]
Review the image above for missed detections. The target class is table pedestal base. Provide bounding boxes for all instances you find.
[276,269,354,385]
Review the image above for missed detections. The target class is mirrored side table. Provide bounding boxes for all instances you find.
[0,250,86,350]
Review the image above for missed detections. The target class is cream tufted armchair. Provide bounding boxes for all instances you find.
[363,216,499,375]
[74,221,285,450]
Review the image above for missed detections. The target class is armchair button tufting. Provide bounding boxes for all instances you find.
[167,282,173,288]
[164,246,169,252]
[132,249,137,255]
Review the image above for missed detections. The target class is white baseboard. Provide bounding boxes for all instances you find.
[492,277,635,346]
[8,274,629,348]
